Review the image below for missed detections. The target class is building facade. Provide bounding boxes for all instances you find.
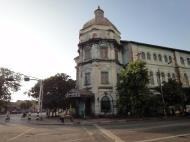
[68,7,190,116]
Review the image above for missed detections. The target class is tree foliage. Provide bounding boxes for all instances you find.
[159,79,185,112]
[117,60,150,116]
[183,87,190,104]
[29,73,75,110]
[0,68,21,101]
[19,100,33,110]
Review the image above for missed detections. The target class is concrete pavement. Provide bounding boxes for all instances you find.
[1,114,190,142]
[17,114,190,126]
[0,113,189,126]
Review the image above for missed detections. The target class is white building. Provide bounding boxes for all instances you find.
[68,7,190,117]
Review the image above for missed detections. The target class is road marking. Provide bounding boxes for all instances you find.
[134,133,190,142]
[60,138,91,142]
[131,122,190,131]
[111,122,190,133]
[82,127,93,136]
[36,132,79,136]
[8,128,34,141]
[94,124,125,142]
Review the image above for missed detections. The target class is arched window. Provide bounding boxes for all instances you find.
[167,73,171,80]
[158,54,162,62]
[172,73,176,80]
[169,56,172,63]
[164,55,168,63]
[187,58,190,66]
[141,52,146,60]
[184,73,189,86]
[161,72,165,82]
[156,72,160,84]
[101,96,111,113]
[153,53,157,61]
[147,52,151,60]
[149,71,154,85]
[180,57,185,65]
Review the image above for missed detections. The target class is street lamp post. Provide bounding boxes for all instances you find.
[157,69,167,117]
[38,80,43,120]
[24,76,43,120]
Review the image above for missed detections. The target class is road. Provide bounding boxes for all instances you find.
[0,114,190,142]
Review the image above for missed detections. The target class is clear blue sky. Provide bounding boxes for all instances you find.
[0,0,189,101]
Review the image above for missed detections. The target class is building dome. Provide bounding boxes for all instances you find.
[82,6,120,33]
[79,6,121,43]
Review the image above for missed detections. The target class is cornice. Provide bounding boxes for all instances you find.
[78,38,122,49]
[77,59,123,66]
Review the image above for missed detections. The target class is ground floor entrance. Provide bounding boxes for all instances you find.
[66,89,94,118]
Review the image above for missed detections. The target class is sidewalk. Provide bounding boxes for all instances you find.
[29,116,190,126]
[29,117,127,125]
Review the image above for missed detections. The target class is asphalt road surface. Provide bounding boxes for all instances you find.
[0,114,190,142]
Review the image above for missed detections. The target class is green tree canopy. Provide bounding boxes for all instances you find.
[28,73,75,110]
[117,60,150,116]
[161,79,184,109]
[19,100,33,110]
[0,68,21,101]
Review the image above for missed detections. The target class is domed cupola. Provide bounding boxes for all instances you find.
[79,6,121,44]
[94,6,104,19]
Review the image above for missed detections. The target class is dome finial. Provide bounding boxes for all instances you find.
[94,6,104,18]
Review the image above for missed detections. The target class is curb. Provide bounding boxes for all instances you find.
[28,120,126,126]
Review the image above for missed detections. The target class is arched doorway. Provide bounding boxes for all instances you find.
[101,96,111,113]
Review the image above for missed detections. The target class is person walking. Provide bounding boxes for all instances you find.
[28,111,32,120]
[59,110,66,123]
[67,109,74,122]
[5,111,10,121]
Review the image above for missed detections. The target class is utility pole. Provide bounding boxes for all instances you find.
[157,69,167,117]
[24,76,43,120]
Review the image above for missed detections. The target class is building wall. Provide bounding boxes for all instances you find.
[75,8,190,115]
[175,51,190,87]
[123,42,190,87]
[76,39,190,116]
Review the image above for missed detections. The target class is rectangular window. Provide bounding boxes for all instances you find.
[158,54,162,62]
[149,71,154,85]
[100,47,108,59]
[84,72,91,85]
[141,52,145,60]
[84,47,91,60]
[147,52,151,60]
[180,57,185,65]
[156,72,161,85]
[101,71,109,84]
[115,50,118,61]
[187,58,190,65]
[169,56,172,63]
[153,54,157,61]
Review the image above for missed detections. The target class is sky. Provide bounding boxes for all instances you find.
[0,0,189,101]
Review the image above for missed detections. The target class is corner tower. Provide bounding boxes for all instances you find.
[75,7,122,116]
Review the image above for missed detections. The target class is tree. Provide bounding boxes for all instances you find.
[161,79,184,113]
[183,87,190,104]
[0,68,21,102]
[28,73,75,116]
[117,60,149,116]
[19,100,33,111]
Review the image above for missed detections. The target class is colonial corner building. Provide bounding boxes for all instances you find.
[67,7,190,117]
